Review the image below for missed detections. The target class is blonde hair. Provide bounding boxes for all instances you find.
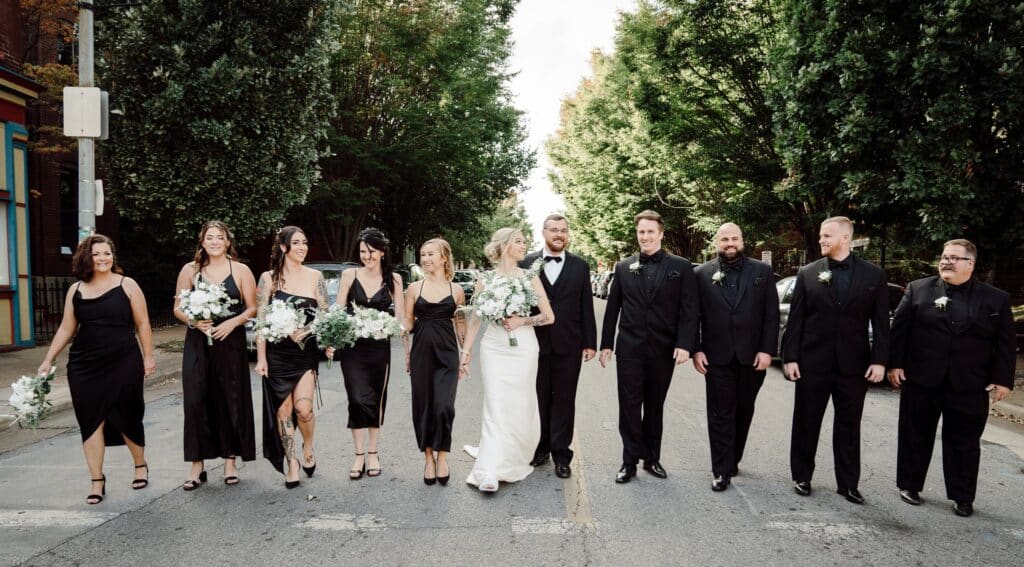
[484,227,522,263]
[422,238,454,281]
[821,215,854,237]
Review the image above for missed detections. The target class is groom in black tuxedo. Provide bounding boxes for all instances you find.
[781,216,889,505]
[693,223,779,492]
[520,214,597,479]
[889,239,1015,517]
[600,210,698,484]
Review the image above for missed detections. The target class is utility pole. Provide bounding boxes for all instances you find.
[77,2,97,242]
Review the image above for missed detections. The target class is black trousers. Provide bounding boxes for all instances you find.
[790,371,868,489]
[896,381,989,503]
[617,349,676,465]
[534,352,584,465]
[705,358,765,477]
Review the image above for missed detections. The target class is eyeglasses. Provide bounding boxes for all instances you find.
[939,255,973,264]
[544,228,569,235]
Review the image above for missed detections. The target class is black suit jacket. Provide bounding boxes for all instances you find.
[600,252,699,357]
[889,276,1015,392]
[781,255,890,374]
[695,257,780,365]
[520,251,597,355]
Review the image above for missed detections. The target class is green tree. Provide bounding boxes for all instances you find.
[294,0,533,261]
[97,0,337,248]
[447,195,532,267]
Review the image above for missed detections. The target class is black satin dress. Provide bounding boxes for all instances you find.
[181,269,256,462]
[409,285,459,452]
[67,278,145,447]
[262,290,319,474]
[339,279,392,429]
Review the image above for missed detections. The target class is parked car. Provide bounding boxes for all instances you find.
[394,264,425,290]
[245,261,359,355]
[595,272,615,299]
[591,274,601,296]
[453,269,479,303]
[774,275,905,357]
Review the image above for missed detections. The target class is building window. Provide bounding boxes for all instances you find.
[0,201,9,286]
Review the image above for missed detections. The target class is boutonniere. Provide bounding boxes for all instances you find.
[934,296,950,311]
[629,261,641,275]
[712,270,726,285]
[817,270,832,285]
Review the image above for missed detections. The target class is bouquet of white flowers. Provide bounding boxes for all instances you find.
[310,304,357,367]
[350,304,404,341]
[9,366,57,429]
[254,298,309,348]
[461,259,542,346]
[177,280,238,345]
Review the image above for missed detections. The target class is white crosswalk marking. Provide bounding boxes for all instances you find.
[0,510,117,528]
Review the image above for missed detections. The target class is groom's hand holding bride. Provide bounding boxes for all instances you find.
[459,350,472,380]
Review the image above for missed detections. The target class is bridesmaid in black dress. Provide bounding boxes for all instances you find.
[255,226,328,489]
[327,228,407,480]
[403,238,465,485]
[173,221,257,490]
[38,235,156,504]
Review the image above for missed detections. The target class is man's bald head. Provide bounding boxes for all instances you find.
[714,222,745,259]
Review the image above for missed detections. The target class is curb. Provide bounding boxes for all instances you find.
[993,399,1024,423]
[1,369,182,432]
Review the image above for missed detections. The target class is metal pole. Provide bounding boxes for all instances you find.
[78,2,96,242]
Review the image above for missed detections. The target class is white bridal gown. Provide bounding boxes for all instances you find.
[465,321,541,489]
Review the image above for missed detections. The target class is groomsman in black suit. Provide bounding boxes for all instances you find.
[600,210,698,484]
[693,223,779,492]
[520,214,597,479]
[781,216,889,504]
[889,239,1015,517]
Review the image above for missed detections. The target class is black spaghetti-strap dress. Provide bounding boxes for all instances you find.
[339,278,392,429]
[409,284,460,452]
[262,290,319,474]
[181,268,256,462]
[67,279,145,447]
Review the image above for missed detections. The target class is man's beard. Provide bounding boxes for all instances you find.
[718,247,743,260]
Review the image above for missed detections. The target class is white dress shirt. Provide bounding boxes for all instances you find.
[542,247,565,284]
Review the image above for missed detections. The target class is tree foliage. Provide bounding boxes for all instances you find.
[447,195,532,267]
[97,0,337,249]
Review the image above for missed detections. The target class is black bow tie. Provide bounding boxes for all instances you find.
[828,258,850,270]
[720,256,743,272]
[544,255,562,264]
[640,251,664,265]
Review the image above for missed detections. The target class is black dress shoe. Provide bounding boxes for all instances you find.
[837,487,865,505]
[899,489,922,506]
[615,464,636,484]
[530,453,550,467]
[642,462,667,479]
[555,463,572,479]
[953,501,973,517]
[711,475,731,492]
[794,481,812,496]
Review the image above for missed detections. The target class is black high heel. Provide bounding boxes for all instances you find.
[302,445,316,478]
[423,458,437,486]
[86,475,106,505]
[132,463,149,490]
[350,452,366,480]
[183,470,208,491]
[366,451,381,478]
[285,458,300,489]
[436,458,449,486]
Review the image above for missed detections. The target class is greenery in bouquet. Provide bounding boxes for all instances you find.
[9,367,57,429]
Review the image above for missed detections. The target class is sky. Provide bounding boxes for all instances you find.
[507,0,638,247]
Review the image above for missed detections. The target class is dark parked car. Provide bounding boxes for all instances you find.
[453,269,479,303]
[774,275,905,356]
[394,264,425,290]
[595,272,615,299]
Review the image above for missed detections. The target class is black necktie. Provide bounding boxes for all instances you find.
[544,256,562,264]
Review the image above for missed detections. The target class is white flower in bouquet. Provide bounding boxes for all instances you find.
[9,366,56,429]
[255,299,306,346]
[350,305,403,341]
[177,280,238,345]
[460,259,543,346]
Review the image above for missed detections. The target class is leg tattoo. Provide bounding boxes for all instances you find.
[279,417,296,464]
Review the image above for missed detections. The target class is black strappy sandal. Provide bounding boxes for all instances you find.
[182,470,207,491]
[86,475,106,505]
[132,463,149,490]
[350,452,366,480]
[224,456,239,485]
[366,451,381,478]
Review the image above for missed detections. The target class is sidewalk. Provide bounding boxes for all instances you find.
[0,326,187,430]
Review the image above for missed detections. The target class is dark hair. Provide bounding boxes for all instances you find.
[358,228,395,293]
[543,213,569,228]
[634,210,664,228]
[943,238,978,260]
[192,220,238,272]
[71,234,123,282]
[269,226,305,293]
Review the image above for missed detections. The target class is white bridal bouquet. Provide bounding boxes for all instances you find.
[254,299,308,347]
[350,304,404,341]
[9,366,57,429]
[461,259,543,346]
[177,280,238,345]
[310,304,357,367]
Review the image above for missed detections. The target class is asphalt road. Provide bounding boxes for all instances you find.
[2,299,1024,566]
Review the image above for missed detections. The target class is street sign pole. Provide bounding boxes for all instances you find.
[77,2,96,242]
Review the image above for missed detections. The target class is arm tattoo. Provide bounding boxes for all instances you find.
[256,274,271,318]
[315,274,329,310]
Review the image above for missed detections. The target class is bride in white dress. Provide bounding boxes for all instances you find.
[459,228,556,492]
